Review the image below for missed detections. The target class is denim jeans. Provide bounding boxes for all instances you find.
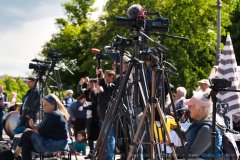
[105,127,115,160]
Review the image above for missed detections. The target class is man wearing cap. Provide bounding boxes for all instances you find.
[198,79,211,93]
[19,76,40,128]
[174,91,223,159]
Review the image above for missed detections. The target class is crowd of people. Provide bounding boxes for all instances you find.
[0,57,234,160]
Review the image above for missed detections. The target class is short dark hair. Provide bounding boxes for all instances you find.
[76,93,86,100]
[77,130,87,142]
[104,70,116,78]
[27,76,37,81]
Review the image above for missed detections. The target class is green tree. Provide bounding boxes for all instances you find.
[227,0,240,63]
[40,0,237,96]
[0,76,28,102]
[157,0,235,95]
[41,0,96,92]
[96,0,236,96]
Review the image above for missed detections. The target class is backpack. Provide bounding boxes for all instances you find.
[198,121,240,160]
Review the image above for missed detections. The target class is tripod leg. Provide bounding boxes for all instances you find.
[92,61,135,160]
[127,102,150,160]
[156,103,177,160]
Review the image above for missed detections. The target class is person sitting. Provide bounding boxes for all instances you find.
[175,91,223,159]
[74,130,87,155]
[14,94,70,160]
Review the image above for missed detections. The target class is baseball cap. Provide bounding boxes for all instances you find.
[66,89,73,94]
[184,91,212,107]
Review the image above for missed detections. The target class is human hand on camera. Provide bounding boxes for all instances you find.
[96,69,103,75]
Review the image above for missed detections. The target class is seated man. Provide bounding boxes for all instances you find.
[175,91,223,159]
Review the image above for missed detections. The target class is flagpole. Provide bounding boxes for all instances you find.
[216,0,222,65]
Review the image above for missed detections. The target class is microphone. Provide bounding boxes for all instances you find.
[127,4,145,19]
[31,58,51,64]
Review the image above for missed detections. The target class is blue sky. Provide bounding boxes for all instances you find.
[0,0,106,77]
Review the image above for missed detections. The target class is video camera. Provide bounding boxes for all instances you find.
[96,52,120,62]
[116,17,169,33]
[210,78,232,89]
[112,35,133,50]
[29,58,49,72]
[177,108,191,123]
[116,4,169,32]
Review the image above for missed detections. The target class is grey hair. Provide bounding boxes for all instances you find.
[194,104,213,118]
[176,87,187,98]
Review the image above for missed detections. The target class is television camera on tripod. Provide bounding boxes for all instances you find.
[91,4,189,160]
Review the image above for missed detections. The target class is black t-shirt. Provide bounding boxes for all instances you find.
[38,110,68,140]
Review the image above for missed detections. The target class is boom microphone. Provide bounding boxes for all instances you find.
[127,4,145,19]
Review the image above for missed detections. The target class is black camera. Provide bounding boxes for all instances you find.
[138,47,164,62]
[48,52,61,59]
[113,35,133,49]
[29,63,48,72]
[210,78,232,89]
[116,16,169,32]
[96,52,120,62]
[177,108,191,123]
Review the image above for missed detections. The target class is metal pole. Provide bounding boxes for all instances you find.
[216,0,222,65]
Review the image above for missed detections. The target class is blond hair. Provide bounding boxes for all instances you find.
[49,94,70,121]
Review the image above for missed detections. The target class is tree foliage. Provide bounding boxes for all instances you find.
[40,0,238,96]
[0,76,28,102]
[227,0,240,63]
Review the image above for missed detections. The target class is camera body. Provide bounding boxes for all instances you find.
[29,63,48,72]
[210,78,232,89]
[116,16,169,32]
[96,52,120,62]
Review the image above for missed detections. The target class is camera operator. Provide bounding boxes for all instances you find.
[96,69,116,160]
[0,85,8,141]
[173,91,223,159]
[17,76,40,133]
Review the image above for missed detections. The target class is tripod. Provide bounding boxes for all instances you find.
[92,28,185,160]
[209,79,240,160]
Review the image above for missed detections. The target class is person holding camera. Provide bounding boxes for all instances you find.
[18,76,40,132]
[96,69,116,160]
[0,85,8,141]
[174,91,223,159]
